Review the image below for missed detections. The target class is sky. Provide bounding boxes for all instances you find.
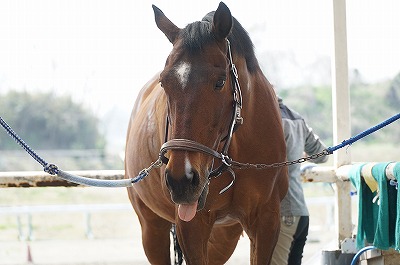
[0,0,399,117]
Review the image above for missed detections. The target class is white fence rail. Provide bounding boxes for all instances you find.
[301,163,398,183]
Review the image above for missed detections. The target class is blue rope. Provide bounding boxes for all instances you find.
[326,113,400,154]
[350,246,377,265]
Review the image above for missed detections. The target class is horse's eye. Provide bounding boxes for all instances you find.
[160,82,163,88]
[215,79,226,90]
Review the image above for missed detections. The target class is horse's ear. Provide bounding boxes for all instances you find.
[152,5,180,44]
[212,2,233,41]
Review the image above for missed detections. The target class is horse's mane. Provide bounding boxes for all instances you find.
[180,11,259,73]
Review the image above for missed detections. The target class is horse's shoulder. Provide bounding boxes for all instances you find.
[130,72,162,117]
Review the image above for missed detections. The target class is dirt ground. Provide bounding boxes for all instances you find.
[0,221,335,265]
[0,186,337,264]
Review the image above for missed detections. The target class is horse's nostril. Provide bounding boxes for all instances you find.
[190,170,199,186]
[164,168,200,191]
[165,170,173,189]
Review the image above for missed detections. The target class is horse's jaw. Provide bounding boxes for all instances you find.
[177,182,208,222]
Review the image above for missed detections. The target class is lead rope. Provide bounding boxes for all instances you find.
[0,117,48,170]
[0,116,161,187]
[326,112,400,154]
[171,224,183,265]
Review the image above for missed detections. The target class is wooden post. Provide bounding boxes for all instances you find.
[331,0,353,247]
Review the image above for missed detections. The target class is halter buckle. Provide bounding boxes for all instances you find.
[235,108,243,125]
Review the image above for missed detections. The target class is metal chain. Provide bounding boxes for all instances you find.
[229,149,330,170]
[228,113,399,170]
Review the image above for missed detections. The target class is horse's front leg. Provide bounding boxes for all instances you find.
[246,207,281,265]
[130,195,172,264]
[176,217,213,265]
[207,222,243,265]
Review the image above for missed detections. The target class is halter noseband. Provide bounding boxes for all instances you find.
[160,39,243,193]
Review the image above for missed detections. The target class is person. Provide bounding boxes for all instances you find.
[271,97,329,265]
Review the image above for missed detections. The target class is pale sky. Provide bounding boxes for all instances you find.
[0,0,399,116]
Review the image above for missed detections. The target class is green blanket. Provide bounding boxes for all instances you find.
[349,162,399,250]
[371,162,396,249]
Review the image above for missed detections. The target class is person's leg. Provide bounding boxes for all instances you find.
[287,216,309,265]
[271,216,299,265]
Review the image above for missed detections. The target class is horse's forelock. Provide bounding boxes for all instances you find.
[203,11,258,73]
[178,10,258,72]
[181,21,213,53]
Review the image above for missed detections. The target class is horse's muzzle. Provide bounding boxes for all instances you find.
[165,166,209,221]
[165,167,201,203]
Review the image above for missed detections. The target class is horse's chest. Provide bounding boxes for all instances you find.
[214,214,238,225]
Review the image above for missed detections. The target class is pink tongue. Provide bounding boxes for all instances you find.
[178,202,198,222]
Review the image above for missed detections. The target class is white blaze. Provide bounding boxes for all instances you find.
[185,155,194,180]
[175,62,191,89]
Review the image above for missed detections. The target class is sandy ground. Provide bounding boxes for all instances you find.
[0,187,337,264]
[0,233,336,265]
[0,213,335,265]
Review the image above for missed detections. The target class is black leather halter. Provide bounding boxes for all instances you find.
[159,39,243,192]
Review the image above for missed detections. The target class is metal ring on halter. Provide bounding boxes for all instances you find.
[221,154,232,167]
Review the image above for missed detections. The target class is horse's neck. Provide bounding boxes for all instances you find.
[242,70,277,114]
[235,70,281,144]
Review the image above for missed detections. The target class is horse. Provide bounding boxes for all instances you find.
[125,2,288,264]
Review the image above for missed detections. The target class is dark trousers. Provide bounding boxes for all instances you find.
[287,216,309,265]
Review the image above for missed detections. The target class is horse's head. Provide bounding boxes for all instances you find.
[153,2,236,222]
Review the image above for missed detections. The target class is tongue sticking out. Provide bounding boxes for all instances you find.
[178,202,198,222]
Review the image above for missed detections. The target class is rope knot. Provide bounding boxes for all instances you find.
[44,164,59,175]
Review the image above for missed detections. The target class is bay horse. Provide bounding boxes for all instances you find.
[125,2,288,264]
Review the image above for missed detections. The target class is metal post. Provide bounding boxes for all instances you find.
[27,213,33,241]
[331,0,353,246]
[85,212,94,239]
[17,215,25,241]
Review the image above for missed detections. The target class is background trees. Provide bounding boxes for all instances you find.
[0,91,105,150]
[279,72,400,146]
[0,70,399,171]
[0,92,118,171]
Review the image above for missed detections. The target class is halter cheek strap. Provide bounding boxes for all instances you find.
[227,39,243,130]
[208,39,243,178]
